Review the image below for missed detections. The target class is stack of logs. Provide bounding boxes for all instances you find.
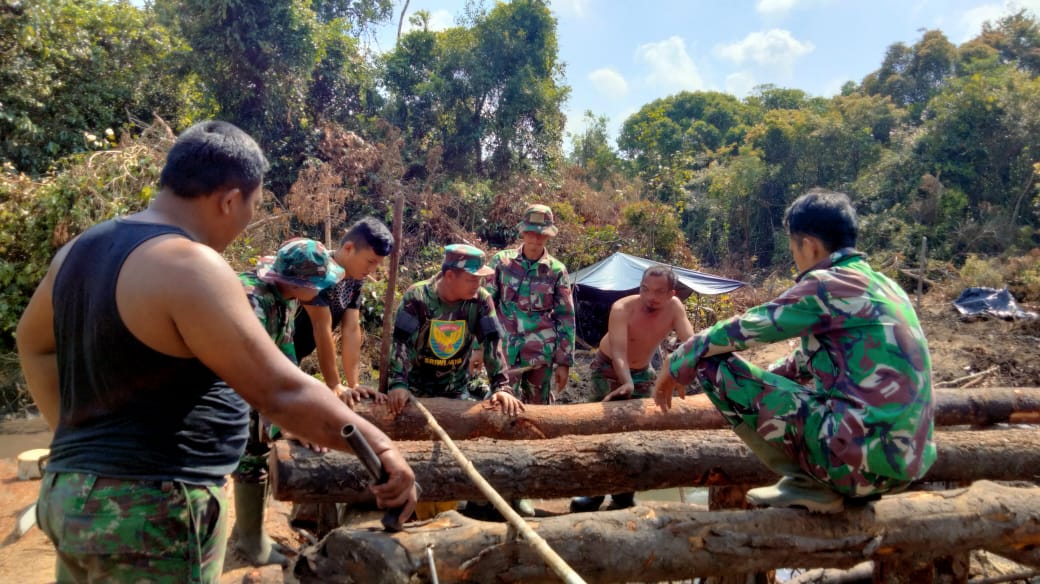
[271,387,1040,584]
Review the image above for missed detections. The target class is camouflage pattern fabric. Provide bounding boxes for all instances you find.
[240,271,300,364]
[389,276,509,397]
[590,350,657,401]
[256,237,343,290]
[231,408,270,483]
[668,248,935,496]
[37,471,227,583]
[237,272,300,482]
[487,246,575,403]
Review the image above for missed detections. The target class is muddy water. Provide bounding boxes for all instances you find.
[0,416,52,459]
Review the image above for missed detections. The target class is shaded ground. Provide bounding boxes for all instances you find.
[1,292,1038,582]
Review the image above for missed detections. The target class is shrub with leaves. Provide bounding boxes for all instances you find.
[0,126,173,351]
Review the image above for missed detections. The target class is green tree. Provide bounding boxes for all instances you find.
[861,30,957,119]
[568,111,622,189]
[0,0,206,175]
[382,0,567,178]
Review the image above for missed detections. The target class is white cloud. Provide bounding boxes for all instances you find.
[553,0,590,17]
[714,29,814,72]
[635,36,706,91]
[725,71,756,97]
[958,1,1040,42]
[756,0,799,14]
[588,68,629,98]
[401,9,454,34]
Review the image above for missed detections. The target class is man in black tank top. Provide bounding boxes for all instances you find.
[293,216,394,406]
[16,121,418,583]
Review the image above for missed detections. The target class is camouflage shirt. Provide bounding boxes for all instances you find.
[486,246,576,368]
[389,276,509,397]
[668,248,936,482]
[240,271,300,364]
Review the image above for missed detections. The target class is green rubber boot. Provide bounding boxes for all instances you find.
[732,422,844,514]
[511,498,536,517]
[746,476,844,513]
[233,481,289,566]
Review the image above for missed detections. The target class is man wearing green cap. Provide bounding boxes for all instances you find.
[483,204,575,405]
[387,243,524,520]
[386,244,523,416]
[232,237,343,566]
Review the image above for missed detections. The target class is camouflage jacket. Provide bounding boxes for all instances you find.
[389,276,509,397]
[486,246,575,368]
[240,271,299,364]
[668,248,936,482]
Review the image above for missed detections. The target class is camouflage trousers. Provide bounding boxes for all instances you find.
[232,408,270,484]
[691,354,912,498]
[591,351,656,401]
[37,471,228,583]
[512,365,552,404]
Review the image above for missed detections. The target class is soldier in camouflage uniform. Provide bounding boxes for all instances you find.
[655,189,935,513]
[387,244,526,520]
[233,238,344,565]
[386,244,523,415]
[484,204,575,405]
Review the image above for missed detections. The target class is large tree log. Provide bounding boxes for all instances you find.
[348,387,1040,441]
[270,428,1040,503]
[292,481,1040,584]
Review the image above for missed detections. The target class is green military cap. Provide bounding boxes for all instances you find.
[443,243,494,276]
[517,203,559,236]
[257,238,344,290]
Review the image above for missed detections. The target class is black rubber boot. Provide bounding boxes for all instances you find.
[569,495,605,513]
[606,492,636,510]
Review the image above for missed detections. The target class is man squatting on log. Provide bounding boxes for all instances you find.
[15,121,418,583]
[655,189,936,513]
[570,265,695,513]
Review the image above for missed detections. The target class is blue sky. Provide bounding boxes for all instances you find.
[371,0,1040,144]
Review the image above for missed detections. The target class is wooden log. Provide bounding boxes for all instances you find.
[270,428,1040,503]
[292,481,1040,584]
[348,387,1040,441]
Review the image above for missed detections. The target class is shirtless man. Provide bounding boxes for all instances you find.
[570,265,694,512]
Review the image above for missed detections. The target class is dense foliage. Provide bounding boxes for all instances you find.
[2,0,1040,362]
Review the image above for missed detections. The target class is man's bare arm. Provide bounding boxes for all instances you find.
[340,308,362,389]
[303,304,341,390]
[606,302,634,387]
[15,244,73,430]
[165,243,396,457]
[671,297,695,342]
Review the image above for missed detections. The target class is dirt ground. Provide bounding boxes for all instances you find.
[1,292,1038,583]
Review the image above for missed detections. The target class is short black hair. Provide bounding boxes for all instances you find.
[341,216,394,256]
[783,188,858,252]
[159,121,269,199]
[642,265,677,290]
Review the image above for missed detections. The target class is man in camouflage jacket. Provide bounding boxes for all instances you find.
[485,204,576,404]
[234,238,343,565]
[655,190,935,513]
[386,244,524,416]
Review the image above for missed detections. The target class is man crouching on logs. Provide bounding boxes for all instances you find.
[655,189,936,513]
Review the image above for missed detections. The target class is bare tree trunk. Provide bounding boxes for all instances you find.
[270,428,1040,503]
[292,481,1040,584]
[396,0,410,43]
[378,193,405,394]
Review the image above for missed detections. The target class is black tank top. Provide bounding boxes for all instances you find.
[47,218,248,484]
